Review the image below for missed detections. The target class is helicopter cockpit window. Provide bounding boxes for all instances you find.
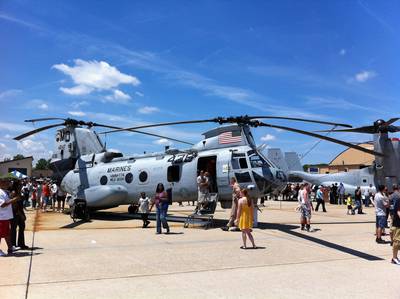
[239,158,248,169]
[232,153,248,169]
[167,165,180,182]
[249,155,264,168]
[235,172,252,183]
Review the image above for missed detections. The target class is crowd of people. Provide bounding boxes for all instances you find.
[0,177,67,256]
[2,174,399,264]
[13,178,67,213]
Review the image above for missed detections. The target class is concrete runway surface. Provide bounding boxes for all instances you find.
[0,201,399,299]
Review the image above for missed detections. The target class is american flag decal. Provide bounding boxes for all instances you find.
[218,131,242,144]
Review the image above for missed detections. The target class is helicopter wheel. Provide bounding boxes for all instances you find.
[70,200,90,222]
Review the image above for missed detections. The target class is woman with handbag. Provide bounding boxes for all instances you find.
[150,183,170,234]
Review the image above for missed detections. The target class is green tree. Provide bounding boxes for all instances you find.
[13,154,25,160]
[35,158,50,170]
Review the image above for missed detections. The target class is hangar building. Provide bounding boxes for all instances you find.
[0,156,33,177]
[308,143,374,174]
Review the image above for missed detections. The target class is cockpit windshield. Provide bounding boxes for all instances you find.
[247,150,270,168]
[249,155,264,168]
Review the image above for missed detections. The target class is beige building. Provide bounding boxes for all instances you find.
[32,169,53,178]
[0,156,33,177]
[309,143,374,174]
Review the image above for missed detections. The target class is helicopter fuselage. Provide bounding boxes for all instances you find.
[61,145,287,210]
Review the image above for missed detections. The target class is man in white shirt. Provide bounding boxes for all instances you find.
[138,192,151,228]
[371,185,389,244]
[51,182,58,211]
[0,179,16,256]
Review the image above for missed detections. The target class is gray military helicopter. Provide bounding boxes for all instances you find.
[289,118,400,194]
[14,115,382,220]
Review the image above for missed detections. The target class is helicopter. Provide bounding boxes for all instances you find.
[14,115,383,220]
[289,118,400,194]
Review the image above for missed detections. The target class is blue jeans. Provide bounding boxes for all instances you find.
[364,196,370,207]
[156,203,169,233]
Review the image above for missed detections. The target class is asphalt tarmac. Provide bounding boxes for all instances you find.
[0,201,399,299]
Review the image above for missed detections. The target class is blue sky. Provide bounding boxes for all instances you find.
[0,0,399,165]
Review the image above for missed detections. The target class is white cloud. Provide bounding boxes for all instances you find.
[348,70,377,83]
[355,71,376,82]
[0,13,42,31]
[0,122,31,132]
[153,138,173,146]
[70,100,89,109]
[104,89,131,103]
[53,59,140,97]
[60,85,94,95]
[0,89,22,99]
[26,99,49,110]
[0,143,7,151]
[17,139,46,152]
[305,96,375,112]
[39,103,49,110]
[339,49,346,56]
[4,134,11,139]
[138,106,160,114]
[16,139,51,160]
[260,134,276,142]
[1,154,11,161]
[68,111,86,117]
[135,91,144,97]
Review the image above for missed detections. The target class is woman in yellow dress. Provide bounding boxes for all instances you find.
[235,189,256,249]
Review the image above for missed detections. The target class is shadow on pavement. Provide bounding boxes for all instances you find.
[59,212,384,261]
[10,252,41,257]
[256,221,384,261]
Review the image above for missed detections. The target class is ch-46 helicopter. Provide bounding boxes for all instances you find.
[289,118,400,194]
[14,115,382,220]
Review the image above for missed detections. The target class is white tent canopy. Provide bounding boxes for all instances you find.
[9,170,28,179]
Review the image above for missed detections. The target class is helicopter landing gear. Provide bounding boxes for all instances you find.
[70,199,90,222]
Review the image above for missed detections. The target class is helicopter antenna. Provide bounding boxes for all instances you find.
[299,125,337,161]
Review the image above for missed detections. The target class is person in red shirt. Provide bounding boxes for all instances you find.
[41,181,50,212]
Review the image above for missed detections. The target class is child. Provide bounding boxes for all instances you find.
[346,194,353,215]
[138,192,151,228]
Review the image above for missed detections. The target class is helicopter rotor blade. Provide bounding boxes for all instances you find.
[14,123,65,141]
[101,119,218,134]
[383,118,400,126]
[256,121,385,157]
[249,116,352,128]
[101,115,353,135]
[96,123,194,145]
[25,117,67,123]
[316,126,377,134]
